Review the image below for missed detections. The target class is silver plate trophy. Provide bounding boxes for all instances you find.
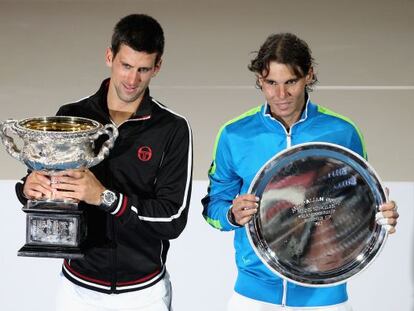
[247,142,388,286]
[0,116,118,259]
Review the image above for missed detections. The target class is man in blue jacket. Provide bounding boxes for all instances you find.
[202,33,399,311]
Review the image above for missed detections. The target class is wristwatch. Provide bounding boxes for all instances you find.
[100,189,117,208]
[227,207,241,227]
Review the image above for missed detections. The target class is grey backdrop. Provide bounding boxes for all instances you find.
[0,0,413,181]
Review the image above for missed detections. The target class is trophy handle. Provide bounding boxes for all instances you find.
[87,124,119,168]
[0,119,22,161]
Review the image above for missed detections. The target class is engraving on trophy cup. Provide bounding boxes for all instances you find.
[0,116,118,259]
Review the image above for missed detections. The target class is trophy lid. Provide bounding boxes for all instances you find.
[246,142,388,287]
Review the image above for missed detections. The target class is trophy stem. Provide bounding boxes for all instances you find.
[27,199,79,210]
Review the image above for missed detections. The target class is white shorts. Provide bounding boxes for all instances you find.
[55,272,172,311]
[227,292,352,311]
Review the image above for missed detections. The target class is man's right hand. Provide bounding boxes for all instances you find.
[231,194,259,226]
[23,171,54,200]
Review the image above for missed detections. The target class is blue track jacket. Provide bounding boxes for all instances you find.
[202,99,366,307]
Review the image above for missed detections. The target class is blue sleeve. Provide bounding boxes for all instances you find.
[201,127,242,231]
[348,125,368,160]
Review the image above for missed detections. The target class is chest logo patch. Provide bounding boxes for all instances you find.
[137,146,152,162]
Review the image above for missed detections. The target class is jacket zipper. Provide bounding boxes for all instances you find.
[107,149,117,292]
[258,99,311,305]
[286,131,292,148]
[107,116,150,292]
[281,126,294,304]
[282,278,287,307]
[272,111,308,306]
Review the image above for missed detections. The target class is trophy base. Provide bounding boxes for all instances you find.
[21,201,87,259]
[18,244,84,259]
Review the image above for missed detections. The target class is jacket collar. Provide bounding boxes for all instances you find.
[264,93,310,121]
[94,78,153,122]
[262,93,317,131]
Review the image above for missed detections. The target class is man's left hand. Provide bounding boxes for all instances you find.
[376,200,399,234]
[51,168,105,206]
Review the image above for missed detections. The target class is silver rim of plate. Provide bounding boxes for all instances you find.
[246,142,388,287]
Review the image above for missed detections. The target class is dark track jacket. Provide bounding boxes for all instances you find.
[15,79,193,293]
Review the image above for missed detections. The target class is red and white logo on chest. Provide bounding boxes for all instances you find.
[137,146,152,162]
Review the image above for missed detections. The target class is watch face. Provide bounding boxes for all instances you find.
[102,190,116,206]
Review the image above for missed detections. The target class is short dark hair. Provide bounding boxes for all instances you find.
[248,33,318,91]
[111,14,164,64]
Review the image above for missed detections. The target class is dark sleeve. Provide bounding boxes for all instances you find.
[103,118,193,240]
[15,175,28,205]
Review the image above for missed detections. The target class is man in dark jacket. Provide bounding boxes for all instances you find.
[16,14,193,311]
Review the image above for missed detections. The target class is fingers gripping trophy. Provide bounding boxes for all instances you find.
[0,116,118,259]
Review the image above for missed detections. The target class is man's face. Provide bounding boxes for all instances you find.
[105,44,161,104]
[259,62,312,128]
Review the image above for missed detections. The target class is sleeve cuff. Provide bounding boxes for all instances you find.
[98,192,129,217]
[15,180,28,205]
[226,205,242,228]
